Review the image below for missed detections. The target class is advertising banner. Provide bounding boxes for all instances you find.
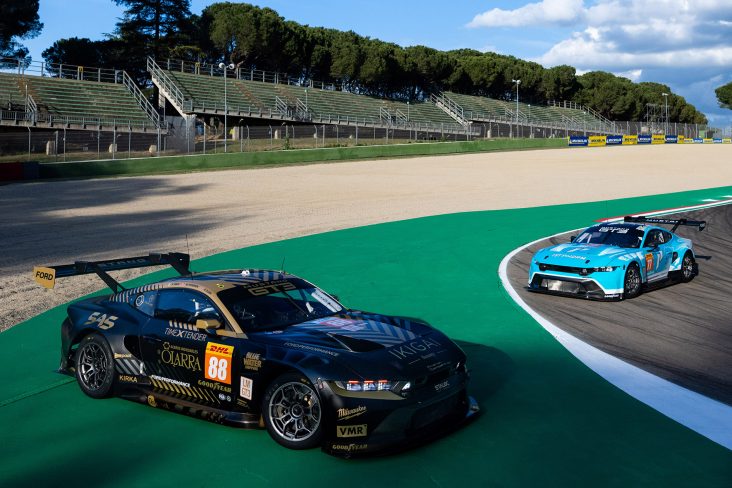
[693,138,703,143]
[713,138,723,143]
[606,135,622,145]
[568,136,589,146]
[678,135,685,144]
[638,135,652,144]
[704,138,713,144]
[622,135,638,145]
[723,138,732,144]
[588,135,607,147]
[683,137,694,143]
[665,135,678,144]
[651,134,665,144]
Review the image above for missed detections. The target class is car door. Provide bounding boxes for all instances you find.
[140,288,231,407]
[642,229,672,282]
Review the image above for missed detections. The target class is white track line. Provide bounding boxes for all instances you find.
[498,200,732,451]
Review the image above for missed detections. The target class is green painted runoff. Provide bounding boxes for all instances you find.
[1,186,730,487]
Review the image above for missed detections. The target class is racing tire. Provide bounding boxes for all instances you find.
[262,373,323,450]
[74,333,115,399]
[680,252,695,283]
[623,263,642,299]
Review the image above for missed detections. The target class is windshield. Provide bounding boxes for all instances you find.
[574,225,644,248]
[217,279,343,331]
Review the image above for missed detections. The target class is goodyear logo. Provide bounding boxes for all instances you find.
[622,135,638,145]
[651,134,665,144]
[33,267,56,289]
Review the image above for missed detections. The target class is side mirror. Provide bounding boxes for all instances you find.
[569,235,576,242]
[196,317,222,331]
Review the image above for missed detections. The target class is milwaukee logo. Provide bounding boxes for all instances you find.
[337,406,366,420]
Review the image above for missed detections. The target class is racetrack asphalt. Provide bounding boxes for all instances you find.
[1,186,730,487]
[507,203,732,405]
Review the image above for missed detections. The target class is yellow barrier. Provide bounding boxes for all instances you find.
[622,135,638,145]
[651,134,665,144]
[723,138,732,144]
[678,136,685,144]
[704,138,713,144]
[588,135,606,147]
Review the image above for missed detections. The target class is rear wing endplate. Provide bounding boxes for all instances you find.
[33,252,190,293]
[624,215,707,233]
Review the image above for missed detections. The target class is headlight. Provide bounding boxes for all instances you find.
[592,266,617,272]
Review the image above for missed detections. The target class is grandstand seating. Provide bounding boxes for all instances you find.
[0,72,156,129]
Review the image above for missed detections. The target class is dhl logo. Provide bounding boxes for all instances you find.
[206,342,234,356]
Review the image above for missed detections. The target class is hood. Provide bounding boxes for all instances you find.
[537,242,635,267]
[251,312,463,377]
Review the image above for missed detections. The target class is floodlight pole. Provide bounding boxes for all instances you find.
[219,62,235,152]
[662,92,669,134]
[512,79,521,138]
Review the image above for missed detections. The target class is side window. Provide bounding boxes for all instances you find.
[154,289,222,324]
[643,230,661,247]
[663,231,673,243]
[131,290,157,317]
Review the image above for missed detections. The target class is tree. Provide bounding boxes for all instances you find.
[0,0,43,62]
[715,81,732,110]
[114,0,194,60]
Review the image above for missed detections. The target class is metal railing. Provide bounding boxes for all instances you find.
[147,57,193,113]
[122,70,161,128]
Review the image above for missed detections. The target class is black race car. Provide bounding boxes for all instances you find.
[33,253,478,456]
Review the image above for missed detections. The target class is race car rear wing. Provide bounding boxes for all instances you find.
[33,252,191,293]
[623,216,707,233]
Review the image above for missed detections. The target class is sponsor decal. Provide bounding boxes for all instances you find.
[240,376,253,400]
[165,327,207,341]
[651,134,665,144]
[160,342,202,371]
[197,379,232,393]
[314,317,365,331]
[606,135,622,145]
[337,406,367,420]
[434,380,450,392]
[337,424,368,438]
[84,312,117,330]
[151,374,191,388]
[665,135,678,144]
[645,253,654,273]
[284,342,339,357]
[205,342,234,384]
[426,361,451,372]
[638,135,652,144]
[217,393,232,402]
[588,135,606,147]
[245,280,296,296]
[135,295,145,307]
[243,352,263,371]
[114,353,132,359]
[147,395,157,407]
[568,136,588,147]
[550,253,586,260]
[599,226,629,234]
[118,374,138,383]
[310,290,340,312]
[389,338,442,360]
[622,135,638,145]
[236,398,248,408]
[331,443,368,452]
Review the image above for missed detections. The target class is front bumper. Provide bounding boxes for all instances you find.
[320,373,479,457]
[528,273,621,300]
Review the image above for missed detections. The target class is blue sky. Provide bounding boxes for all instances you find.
[22,0,732,128]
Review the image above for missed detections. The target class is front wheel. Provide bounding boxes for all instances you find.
[623,263,642,299]
[74,333,115,398]
[680,252,695,283]
[262,373,323,450]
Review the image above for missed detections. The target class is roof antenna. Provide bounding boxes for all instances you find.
[280,256,286,274]
[185,234,191,258]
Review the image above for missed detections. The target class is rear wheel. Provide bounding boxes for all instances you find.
[680,252,695,283]
[262,373,323,450]
[74,334,115,398]
[623,263,642,299]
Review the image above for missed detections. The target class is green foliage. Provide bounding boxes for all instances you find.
[0,0,42,62]
[715,81,732,110]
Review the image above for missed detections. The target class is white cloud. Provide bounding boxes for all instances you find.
[468,0,585,28]
[614,69,643,82]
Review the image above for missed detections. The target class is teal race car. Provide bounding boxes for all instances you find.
[528,216,706,300]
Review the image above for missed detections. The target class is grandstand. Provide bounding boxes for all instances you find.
[0,62,161,132]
